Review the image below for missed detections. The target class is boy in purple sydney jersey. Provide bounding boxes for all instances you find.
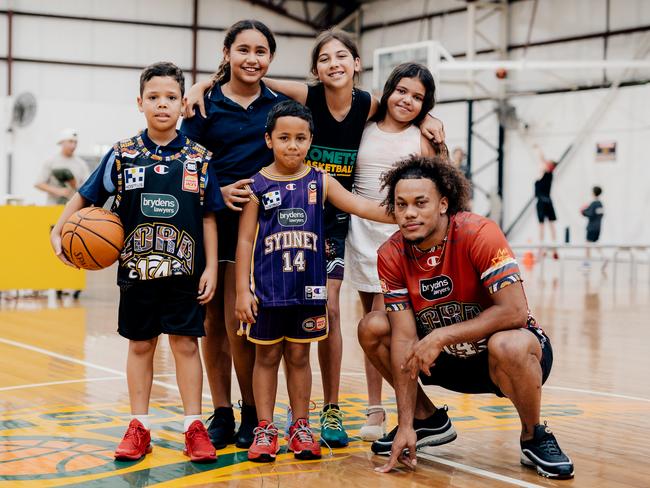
[234,100,393,463]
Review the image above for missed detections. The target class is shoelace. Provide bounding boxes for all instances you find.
[290,422,314,444]
[186,424,209,440]
[124,424,146,447]
[320,408,344,431]
[538,434,562,456]
[253,424,278,447]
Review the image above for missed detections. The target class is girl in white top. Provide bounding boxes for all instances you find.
[346,63,444,440]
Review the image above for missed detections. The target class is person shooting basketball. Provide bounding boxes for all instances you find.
[49,62,223,463]
[358,155,574,479]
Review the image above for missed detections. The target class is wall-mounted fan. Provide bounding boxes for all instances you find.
[5,92,38,194]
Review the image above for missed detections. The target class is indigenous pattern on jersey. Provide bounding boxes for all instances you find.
[111,134,211,284]
[377,212,528,359]
[249,166,327,307]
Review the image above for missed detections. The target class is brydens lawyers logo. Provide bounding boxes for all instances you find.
[419,275,453,301]
[141,193,179,218]
[278,208,307,227]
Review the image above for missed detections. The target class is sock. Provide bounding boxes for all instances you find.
[323,403,339,411]
[132,414,150,430]
[184,415,202,431]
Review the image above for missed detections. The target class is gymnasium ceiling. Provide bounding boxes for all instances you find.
[247,1,382,30]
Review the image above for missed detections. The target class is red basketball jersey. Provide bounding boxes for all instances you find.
[377,212,526,358]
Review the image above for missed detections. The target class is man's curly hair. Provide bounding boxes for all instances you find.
[381,155,471,215]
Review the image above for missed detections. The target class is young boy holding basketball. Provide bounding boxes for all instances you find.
[235,100,393,462]
[50,62,223,463]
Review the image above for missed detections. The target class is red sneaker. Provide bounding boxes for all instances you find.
[248,420,279,462]
[184,420,217,463]
[288,418,321,460]
[114,419,152,461]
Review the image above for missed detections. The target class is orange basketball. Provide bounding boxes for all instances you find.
[61,207,124,270]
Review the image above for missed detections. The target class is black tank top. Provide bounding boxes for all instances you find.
[305,84,371,190]
[111,134,211,284]
[305,84,371,229]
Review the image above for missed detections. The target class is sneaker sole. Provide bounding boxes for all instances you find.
[183,449,218,463]
[248,453,277,463]
[320,438,349,448]
[114,445,152,461]
[372,427,457,456]
[291,450,322,460]
[520,453,574,479]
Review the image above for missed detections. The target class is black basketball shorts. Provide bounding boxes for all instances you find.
[586,229,601,243]
[118,276,205,341]
[419,326,553,397]
[536,199,557,223]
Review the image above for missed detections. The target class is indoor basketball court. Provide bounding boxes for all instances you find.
[1,1,650,487]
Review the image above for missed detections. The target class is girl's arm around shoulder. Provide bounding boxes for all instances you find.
[420,133,436,158]
[419,114,446,144]
[198,212,218,305]
[367,95,380,120]
[325,175,394,224]
[263,78,308,104]
[423,134,450,161]
[234,200,260,324]
[184,79,213,119]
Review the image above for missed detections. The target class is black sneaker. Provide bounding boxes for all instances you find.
[206,406,235,450]
[235,403,258,448]
[520,423,574,479]
[371,405,457,456]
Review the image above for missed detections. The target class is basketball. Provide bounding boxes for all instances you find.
[61,207,124,270]
[495,67,507,79]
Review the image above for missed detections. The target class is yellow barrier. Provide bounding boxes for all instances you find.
[0,205,85,291]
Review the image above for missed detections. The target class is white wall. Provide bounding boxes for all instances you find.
[0,0,316,203]
[2,0,649,244]
[505,84,650,245]
[360,0,650,244]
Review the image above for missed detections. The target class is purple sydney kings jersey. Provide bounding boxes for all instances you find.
[249,166,328,307]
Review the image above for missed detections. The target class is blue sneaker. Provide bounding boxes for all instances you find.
[371,405,456,456]
[520,423,574,479]
[319,404,348,447]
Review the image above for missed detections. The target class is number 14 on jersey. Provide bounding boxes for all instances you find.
[282,250,306,272]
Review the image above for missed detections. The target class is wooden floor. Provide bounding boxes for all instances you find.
[1,258,649,487]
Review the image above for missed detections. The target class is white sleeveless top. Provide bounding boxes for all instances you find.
[346,122,422,292]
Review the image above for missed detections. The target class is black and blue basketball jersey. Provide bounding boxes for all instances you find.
[111,133,212,284]
[249,166,328,307]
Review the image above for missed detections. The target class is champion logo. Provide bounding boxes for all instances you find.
[286,183,296,190]
[154,164,169,175]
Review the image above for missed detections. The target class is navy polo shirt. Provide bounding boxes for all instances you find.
[79,129,224,212]
[180,81,288,187]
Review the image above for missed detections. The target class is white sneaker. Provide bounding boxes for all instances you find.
[359,406,386,442]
